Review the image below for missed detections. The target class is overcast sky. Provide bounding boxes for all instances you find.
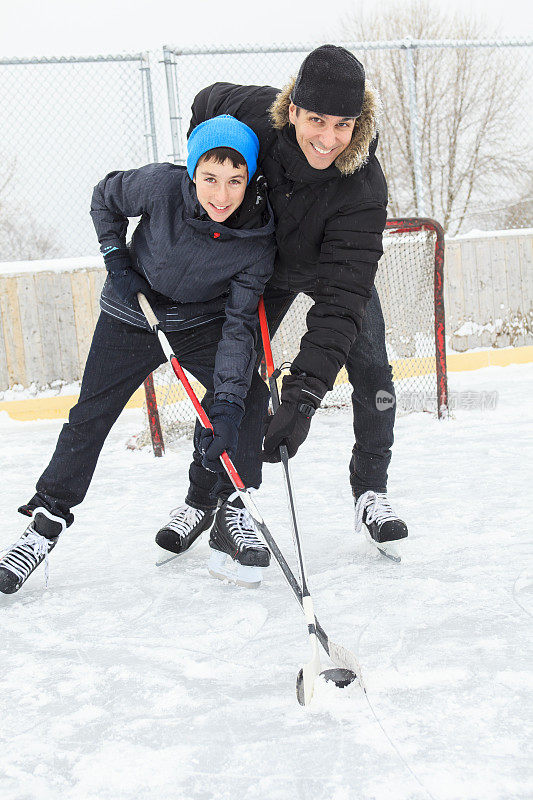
[1,0,531,58]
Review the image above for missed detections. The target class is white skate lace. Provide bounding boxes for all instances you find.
[165,505,206,538]
[355,491,398,534]
[226,504,267,553]
[0,527,52,588]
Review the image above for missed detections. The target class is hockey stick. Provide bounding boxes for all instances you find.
[258,297,359,704]
[137,293,364,696]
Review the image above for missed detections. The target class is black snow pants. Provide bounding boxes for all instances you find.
[23,312,268,526]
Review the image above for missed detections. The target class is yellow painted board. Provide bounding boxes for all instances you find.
[2,347,532,421]
[447,346,533,370]
[0,386,146,421]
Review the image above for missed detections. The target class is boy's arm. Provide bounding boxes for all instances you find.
[90,164,160,262]
[90,164,166,306]
[213,242,276,409]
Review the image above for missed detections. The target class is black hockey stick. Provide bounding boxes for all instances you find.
[138,293,364,695]
[258,297,363,701]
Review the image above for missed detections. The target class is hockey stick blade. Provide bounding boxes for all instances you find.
[253,514,365,691]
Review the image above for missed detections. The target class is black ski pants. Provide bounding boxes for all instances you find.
[186,284,396,508]
[24,312,268,526]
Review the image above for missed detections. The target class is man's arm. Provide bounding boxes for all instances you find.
[262,197,387,463]
[188,82,278,161]
[291,200,387,390]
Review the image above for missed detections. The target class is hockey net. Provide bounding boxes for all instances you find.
[131,218,447,455]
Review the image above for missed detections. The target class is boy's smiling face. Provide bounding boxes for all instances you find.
[194,157,248,223]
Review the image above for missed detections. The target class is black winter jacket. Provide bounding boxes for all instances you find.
[189,80,388,391]
[90,164,275,407]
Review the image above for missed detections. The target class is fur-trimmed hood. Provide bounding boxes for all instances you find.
[268,76,381,176]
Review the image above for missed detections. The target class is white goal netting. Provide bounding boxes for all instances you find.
[131,219,447,453]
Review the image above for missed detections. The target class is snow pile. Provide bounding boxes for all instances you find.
[0,379,81,403]
[0,254,103,277]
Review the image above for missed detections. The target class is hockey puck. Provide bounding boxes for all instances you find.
[320,668,357,688]
[296,666,357,705]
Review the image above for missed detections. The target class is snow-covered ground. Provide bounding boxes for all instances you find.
[1,364,532,800]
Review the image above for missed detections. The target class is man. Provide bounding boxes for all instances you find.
[156,45,408,572]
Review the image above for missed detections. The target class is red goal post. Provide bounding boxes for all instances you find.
[140,217,448,456]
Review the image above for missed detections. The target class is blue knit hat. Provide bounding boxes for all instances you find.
[187,115,259,185]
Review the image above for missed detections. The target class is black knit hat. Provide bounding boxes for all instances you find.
[291,44,365,118]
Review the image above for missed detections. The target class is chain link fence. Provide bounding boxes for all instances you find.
[1,39,531,264]
[0,53,168,260]
[164,39,533,234]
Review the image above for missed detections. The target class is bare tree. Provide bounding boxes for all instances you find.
[0,155,60,261]
[340,1,530,234]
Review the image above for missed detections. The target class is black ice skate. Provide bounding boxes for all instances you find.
[155,504,216,566]
[0,509,65,594]
[354,491,408,563]
[208,491,270,588]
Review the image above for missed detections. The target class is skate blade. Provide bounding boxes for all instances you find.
[155,534,203,566]
[207,549,264,589]
[376,543,401,563]
[363,527,402,563]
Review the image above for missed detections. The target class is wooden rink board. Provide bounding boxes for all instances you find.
[0,266,106,391]
[1,229,531,419]
[1,231,532,392]
[2,346,532,422]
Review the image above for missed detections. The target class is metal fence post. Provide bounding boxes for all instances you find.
[402,37,427,216]
[162,46,184,164]
[140,52,159,162]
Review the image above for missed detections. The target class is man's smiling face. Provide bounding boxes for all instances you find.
[288,103,356,170]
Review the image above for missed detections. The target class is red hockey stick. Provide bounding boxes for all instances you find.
[138,292,364,700]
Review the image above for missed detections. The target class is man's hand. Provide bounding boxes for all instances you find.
[262,373,326,462]
[199,401,244,473]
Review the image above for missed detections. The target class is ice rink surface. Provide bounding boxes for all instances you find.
[1,363,532,800]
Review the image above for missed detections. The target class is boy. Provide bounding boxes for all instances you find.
[0,115,275,595]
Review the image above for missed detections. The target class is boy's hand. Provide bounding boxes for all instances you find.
[200,401,244,473]
[103,246,156,308]
[108,268,156,308]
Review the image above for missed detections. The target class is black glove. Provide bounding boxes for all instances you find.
[199,401,244,473]
[262,373,326,462]
[108,268,157,308]
[103,247,156,308]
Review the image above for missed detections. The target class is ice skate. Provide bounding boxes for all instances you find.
[0,509,65,594]
[155,504,216,566]
[208,491,270,588]
[354,491,407,563]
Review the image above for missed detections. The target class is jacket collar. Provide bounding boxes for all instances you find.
[268,76,381,176]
